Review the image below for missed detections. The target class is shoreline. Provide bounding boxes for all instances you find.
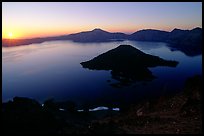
[2,75,202,134]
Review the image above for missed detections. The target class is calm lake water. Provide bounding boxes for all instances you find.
[2,40,202,108]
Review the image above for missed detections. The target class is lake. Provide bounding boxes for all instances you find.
[2,40,202,108]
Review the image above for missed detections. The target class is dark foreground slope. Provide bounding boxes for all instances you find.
[88,75,202,134]
[2,75,202,134]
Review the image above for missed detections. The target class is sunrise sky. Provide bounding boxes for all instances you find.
[2,2,202,39]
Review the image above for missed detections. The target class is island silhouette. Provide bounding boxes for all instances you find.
[81,45,178,87]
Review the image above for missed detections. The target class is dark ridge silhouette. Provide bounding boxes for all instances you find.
[2,36,70,47]
[2,75,201,134]
[129,29,170,42]
[166,27,202,56]
[80,45,178,87]
[66,28,128,42]
[2,27,202,56]
[167,27,202,46]
[2,97,61,134]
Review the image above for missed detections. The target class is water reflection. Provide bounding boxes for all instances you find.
[2,40,202,107]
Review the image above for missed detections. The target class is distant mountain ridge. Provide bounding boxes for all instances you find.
[167,27,202,46]
[66,28,128,42]
[129,29,170,42]
[2,27,202,53]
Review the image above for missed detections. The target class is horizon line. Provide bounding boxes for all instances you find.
[2,26,202,40]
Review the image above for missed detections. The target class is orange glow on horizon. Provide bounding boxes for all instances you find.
[2,25,198,40]
[2,2,202,40]
[2,26,97,39]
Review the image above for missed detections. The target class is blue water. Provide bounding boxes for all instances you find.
[2,40,202,107]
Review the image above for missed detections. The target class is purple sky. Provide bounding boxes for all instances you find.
[2,2,202,39]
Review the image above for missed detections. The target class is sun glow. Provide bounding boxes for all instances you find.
[8,32,13,38]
